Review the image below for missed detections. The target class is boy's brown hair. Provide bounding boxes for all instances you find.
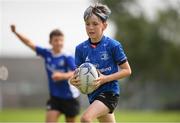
[49,29,64,43]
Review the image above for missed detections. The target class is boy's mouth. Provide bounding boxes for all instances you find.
[89,32,95,35]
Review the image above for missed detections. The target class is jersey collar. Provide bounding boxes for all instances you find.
[50,49,63,57]
[88,35,106,48]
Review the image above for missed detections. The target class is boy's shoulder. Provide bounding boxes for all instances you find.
[76,36,123,49]
[36,45,51,55]
[61,51,74,58]
[76,39,89,49]
[105,36,122,47]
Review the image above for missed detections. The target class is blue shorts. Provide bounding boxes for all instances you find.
[46,96,80,117]
[91,91,119,113]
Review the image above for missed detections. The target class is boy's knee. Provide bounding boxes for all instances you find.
[81,114,92,123]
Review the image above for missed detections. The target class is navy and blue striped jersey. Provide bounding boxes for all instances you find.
[75,36,127,103]
[36,46,80,99]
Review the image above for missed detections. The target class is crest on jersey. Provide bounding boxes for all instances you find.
[59,60,65,66]
[46,64,56,72]
[47,57,51,62]
[100,52,109,60]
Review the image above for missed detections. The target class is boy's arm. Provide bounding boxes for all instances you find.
[52,55,76,81]
[104,61,131,82]
[52,71,74,81]
[95,61,131,88]
[10,25,36,51]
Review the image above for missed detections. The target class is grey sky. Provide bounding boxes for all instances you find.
[0,0,179,57]
[0,0,115,57]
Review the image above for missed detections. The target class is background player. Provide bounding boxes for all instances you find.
[70,4,131,123]
[10,25,80,123]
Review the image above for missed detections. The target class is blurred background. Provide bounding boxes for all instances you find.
[0,0,180,122]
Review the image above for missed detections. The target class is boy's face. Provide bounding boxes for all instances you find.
[85,14,107,41]
[50,36,64,51]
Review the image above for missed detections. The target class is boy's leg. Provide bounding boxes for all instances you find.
[64,98,80,123]
[81,100,109,123]
[46,110,60,123]
[65,116,76,123]
[98,113,116,123]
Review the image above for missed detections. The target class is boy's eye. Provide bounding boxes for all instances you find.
[85,22,99,27]
[93,22,98,26]
[86,23,90,26]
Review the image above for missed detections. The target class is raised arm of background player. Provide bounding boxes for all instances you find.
[10,25,36,51]
[10,25,73,81]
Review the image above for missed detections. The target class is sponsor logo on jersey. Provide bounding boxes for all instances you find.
[99,67,112,73]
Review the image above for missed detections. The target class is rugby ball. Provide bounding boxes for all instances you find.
[76,63,99,94]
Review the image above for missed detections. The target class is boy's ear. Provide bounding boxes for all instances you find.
[103,22,107,31]
[49,40,52,44]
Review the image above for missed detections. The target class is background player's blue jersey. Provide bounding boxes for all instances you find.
[75,36,127,103]
[36,46,80,99]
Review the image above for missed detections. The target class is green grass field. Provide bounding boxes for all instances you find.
[0,108,180,122]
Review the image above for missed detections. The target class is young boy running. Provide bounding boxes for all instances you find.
[70,4,131,123]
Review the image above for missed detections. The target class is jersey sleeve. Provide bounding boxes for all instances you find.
[112,43,127,65]
[66,56,76,71]
[35,46,47,58]
[75,45,83,67]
